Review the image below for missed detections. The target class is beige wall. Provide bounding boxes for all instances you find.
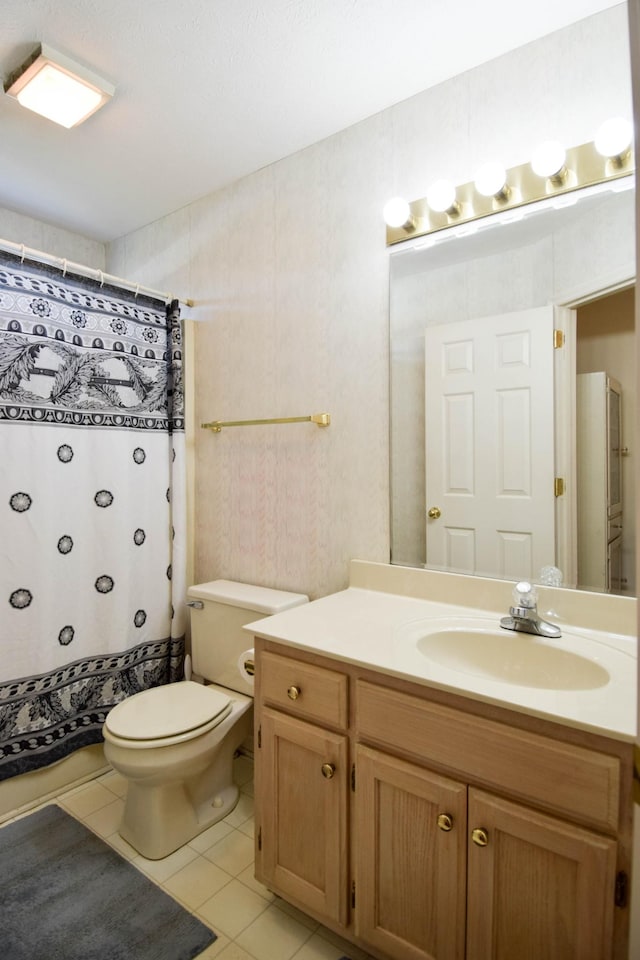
[0,207,106,269]
[101,7,635,598]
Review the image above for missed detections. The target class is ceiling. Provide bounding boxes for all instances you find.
[0,0,625,244]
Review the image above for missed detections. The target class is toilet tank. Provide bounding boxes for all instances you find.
[187,580,308,695]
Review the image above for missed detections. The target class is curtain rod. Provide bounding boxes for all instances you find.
[0,237,194,308]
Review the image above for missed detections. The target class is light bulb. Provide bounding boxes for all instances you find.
[426,179,458,214]
[595,117,633,159]
[474,162,509,199]
[531,140,566,179]
[383,197,412,229]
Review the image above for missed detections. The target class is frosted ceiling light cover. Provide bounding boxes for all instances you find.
[383,197,411,228]
[594,117,633,158]
[16,64,103,127]
[531,140,566,178]
[4,44,114,128]
[426,179,457,213]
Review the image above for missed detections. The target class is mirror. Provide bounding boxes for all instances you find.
[390,182,636,595]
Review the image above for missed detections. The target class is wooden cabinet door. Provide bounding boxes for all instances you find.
[354,745,467,960]
[467,788,617,960]
[257,707,349,926]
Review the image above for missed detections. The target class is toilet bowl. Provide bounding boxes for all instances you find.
[102,580,308,859]
[103,680,252,859]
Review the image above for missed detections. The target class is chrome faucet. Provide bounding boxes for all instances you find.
[500,581,561,638]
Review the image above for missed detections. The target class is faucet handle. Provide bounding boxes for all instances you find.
[512,580,537,609]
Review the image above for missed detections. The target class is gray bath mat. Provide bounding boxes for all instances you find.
[0,803,216,960]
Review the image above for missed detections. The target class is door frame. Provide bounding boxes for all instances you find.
[554,270,635,589]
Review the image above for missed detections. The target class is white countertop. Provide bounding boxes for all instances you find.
[245,568,637,742]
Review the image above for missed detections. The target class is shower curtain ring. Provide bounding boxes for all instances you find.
[62,259,68,277]
[20,244,26,263]
[98,271,105,288]
[135,283,140,298]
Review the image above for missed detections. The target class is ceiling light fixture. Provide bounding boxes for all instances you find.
[3,43,114,128]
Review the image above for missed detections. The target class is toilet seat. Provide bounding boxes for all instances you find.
[104,681,232,748]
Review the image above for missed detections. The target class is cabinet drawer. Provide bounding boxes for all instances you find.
[356,680,620,832]
[260,650,348,730]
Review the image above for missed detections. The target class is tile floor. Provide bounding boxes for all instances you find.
[4,756,378,960]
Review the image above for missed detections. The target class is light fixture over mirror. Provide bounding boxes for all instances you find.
[384,122,634,246]
[3,43,115,128]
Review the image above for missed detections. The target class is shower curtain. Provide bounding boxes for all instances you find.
[0,252,186,781]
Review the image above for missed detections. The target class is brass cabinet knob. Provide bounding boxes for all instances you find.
[427,506,441,519]
[287,685,301,700]
[437,813,453,832]
[321,763,336,779]
[471,827,489,847]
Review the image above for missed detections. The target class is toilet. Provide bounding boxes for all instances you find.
[102,579,308,859]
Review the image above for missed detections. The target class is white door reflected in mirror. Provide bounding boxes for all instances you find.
[424,307,555,581]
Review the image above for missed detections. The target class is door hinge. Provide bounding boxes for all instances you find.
[257,725,261,749]
[351,881,356,908]
[351,763,356,792]
[257,827,262,852]
[615,871,628,908]
[554,477,565,498]
[553,329,565,349]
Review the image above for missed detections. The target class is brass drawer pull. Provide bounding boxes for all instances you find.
[437,813,453,832]
[287,685,301,700]
[321,763,336,779]
[472,827,489,847]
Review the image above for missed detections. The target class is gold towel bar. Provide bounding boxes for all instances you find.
[201,413,331,432]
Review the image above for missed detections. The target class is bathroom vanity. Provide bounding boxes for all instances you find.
[248,562,637,960]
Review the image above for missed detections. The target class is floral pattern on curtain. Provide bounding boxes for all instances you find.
[0,253,187,780]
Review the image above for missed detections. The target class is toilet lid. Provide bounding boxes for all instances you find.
[105,681,231,741]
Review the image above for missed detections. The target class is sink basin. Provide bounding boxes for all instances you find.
[402,618,610,690]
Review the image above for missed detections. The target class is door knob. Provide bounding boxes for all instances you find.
[321,763,336,779]
[287,685,301,700]
[427,506,441,519]
[437,813,453,832]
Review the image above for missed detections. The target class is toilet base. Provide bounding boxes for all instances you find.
[109,693,253,860]
[119,778,241,860]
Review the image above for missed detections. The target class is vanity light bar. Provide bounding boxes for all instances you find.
[385,137,635,247]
